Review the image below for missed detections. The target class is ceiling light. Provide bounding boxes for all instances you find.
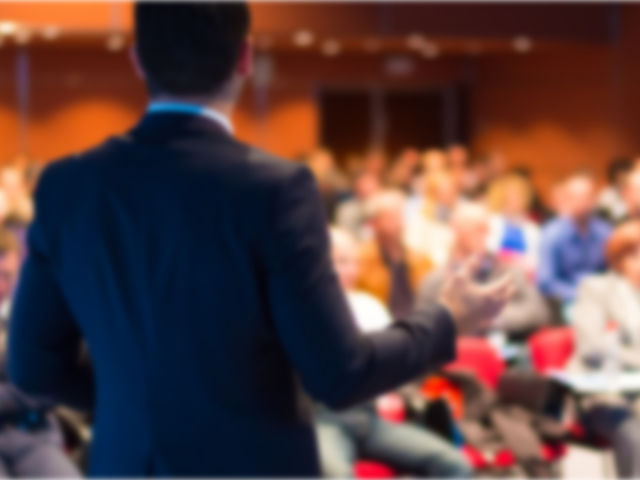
[407,33,426,50]
[421,43,440,59]
[321,39,341,57]
[513,35,533,54]
[0,22,18,36]
[293,29,314,48]
[106,33,126,52]
[14,28,31,45]
[41,25,60,41]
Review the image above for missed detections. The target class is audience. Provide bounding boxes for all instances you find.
[0,229,79,477]
[620,167,640,224]
[570,220,640,477]
[538,170,612,305]
[7,137,640,478]
[335,170,381,241]
[305,148,350,218]
[357,190,433,321]
[486,172,541,275]
[598,157,633,224]
[416,203,550,341]
[386,148,420,192]
[313,227,472,478]
[405,171,461,266]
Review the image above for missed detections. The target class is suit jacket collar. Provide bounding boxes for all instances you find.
[127,111,231,145]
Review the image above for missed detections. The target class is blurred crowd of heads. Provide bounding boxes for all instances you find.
[303,142,640,300]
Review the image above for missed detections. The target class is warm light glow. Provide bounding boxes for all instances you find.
[513,35,533,53]
[407,33,426,50]
[292,29,314,48]
[41,25,61,41]
[321,39,341,57]
[14,28,32,46]
[0,21,18,36]
[421,42,440,59]
[106,33,126,52]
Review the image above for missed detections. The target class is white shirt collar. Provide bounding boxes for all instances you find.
[147,101,234,135]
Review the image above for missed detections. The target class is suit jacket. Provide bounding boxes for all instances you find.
[7,112,456,476]
[357,240,433,305]
[570,272,640,371]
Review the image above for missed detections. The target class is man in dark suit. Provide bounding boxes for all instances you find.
[7,3,511,476]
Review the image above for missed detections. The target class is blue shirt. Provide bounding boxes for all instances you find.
[500,221,527,254]
[538,216,612,302]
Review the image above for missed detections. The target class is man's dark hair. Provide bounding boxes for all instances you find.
[135,2,250,97]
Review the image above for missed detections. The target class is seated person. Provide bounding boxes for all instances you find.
[0,229,80,477]
[313,227,471,478]
[597,157,632,224]
[356,190,433,320]
[538,170,611,305]
[619,167,640,224]
[416,202,550,341]
[486,172,541,276]
[334,169,381,241]
[405,172,462,266]
[570,220,640,477]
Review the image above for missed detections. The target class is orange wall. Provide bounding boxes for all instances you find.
[3,33,640,200]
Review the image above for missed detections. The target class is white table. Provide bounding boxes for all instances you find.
[547,370,640,394]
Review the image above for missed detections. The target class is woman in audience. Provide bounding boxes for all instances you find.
[486,172,541,276]
[571,220,640,477]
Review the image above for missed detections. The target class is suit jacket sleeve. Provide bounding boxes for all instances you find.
[262,165,456,409]
[7,166,93,411]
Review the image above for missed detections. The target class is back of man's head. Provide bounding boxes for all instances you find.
[135,2,250,97]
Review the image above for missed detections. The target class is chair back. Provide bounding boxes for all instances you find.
[528,327,574,373]
[445,337,505,389]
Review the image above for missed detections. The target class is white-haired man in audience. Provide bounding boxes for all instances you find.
[313,227,471,478]
[416,202,550,341]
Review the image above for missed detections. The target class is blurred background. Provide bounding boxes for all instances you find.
[1,3,640,196]
[3,2,640,479]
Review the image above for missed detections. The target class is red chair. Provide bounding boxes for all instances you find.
[528,327,575,374]
[445,337,505,389]
[446,337,569,470]
[442,338,507,472]
[354,460,396,478]
[461,445,490,470]
[375,393,406,423]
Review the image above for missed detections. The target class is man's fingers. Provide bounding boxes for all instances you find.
[482,271,513,297]
[456,253,484,282]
